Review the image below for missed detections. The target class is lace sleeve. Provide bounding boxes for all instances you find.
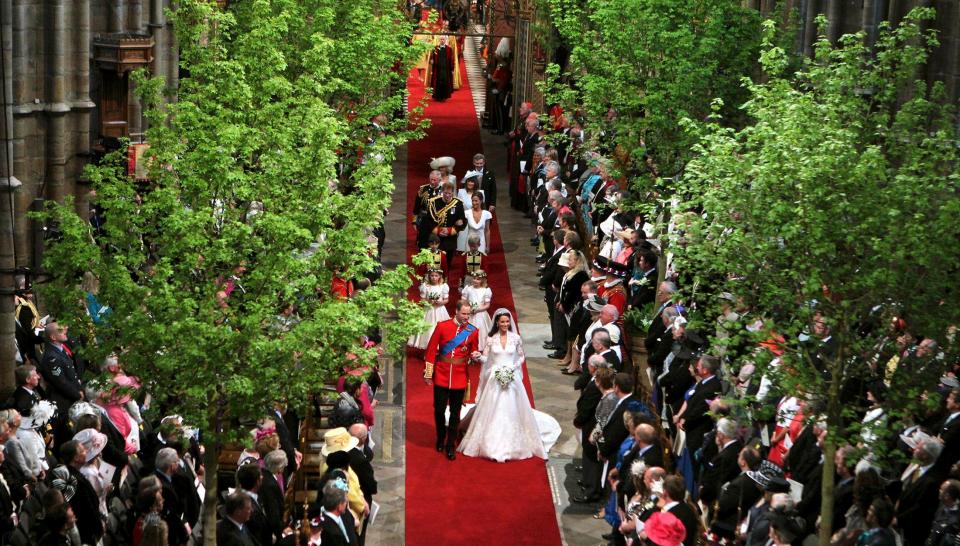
[513,333,525,370]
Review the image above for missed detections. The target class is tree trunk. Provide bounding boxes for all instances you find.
[818,360,842,546]
[202,441,220,546]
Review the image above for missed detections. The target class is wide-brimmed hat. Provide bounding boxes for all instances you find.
[594,255,630,278]
[584,295,606,313]
[73,428,108,462]
[321,427,359,456]
[429,156,456,170]
[22,400,57,430]
[747,459,784,489]
[644,511,686,546]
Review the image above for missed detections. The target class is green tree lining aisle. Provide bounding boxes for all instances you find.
[35,1,423,543]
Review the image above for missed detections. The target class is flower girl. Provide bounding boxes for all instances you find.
[408,268,450,349]
[461,270,493,350]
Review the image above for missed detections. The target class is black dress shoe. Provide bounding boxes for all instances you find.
[547,351,566,359]
[542,342,558,350]
[571,494,599,503]
[446,448,456,461]
[601,532,615,540]
[436,441,444,452]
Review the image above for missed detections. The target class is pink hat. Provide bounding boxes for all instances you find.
[73,428,108,463]
[645,511,687,546]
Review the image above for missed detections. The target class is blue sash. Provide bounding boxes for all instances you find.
[440,324,476,357]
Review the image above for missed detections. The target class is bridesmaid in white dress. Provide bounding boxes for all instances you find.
[459,309,547,462]
[456,176,486,251]
[460,271,493,350]
[461,193,493,253]
[407,269,450,349]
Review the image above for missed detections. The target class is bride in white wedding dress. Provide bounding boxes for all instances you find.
[459,308,552,462]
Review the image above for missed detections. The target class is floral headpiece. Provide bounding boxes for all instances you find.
[254,427,277,443]
[333,477,349,492]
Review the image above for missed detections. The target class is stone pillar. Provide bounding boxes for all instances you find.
[150,0,167,88]
[11,0,30,267]
[74,0,95,221]
[0,0,20,393]
[513,0,533,118]
[46,0,69,204]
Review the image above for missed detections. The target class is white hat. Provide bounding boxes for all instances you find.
[558,252,572,268]
[430,156,456,170]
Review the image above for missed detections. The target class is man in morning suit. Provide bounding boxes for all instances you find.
[674,354,723,456]
[472,153,497,212]
[217,491,260,546]
[573,356,607,502]
[710,446,762,540]
[599,374,648,465]
[423,301,481,460]
[235,463,272,546]
[663,475,699,546]
[321,480,360,546]
[6,364,44,416]
[155,447,190,546]
[895,434,946,545]
[699,418,743,508]
[932,387,960,475]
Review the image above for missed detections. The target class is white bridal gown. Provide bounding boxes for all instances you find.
[459,332,557,462]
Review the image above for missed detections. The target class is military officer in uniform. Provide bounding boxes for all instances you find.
[423,301,481,460]
[38,321,84,445]
[413,170,444,249]
[422,181,466,272]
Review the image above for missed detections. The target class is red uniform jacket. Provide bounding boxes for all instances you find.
[424,319,480,390]
[598,283,627,317]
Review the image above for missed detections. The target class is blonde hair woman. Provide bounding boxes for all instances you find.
[553,250,589,366]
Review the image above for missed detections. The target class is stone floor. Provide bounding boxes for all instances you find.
[366,42,611,546]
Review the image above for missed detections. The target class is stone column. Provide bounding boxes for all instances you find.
[46,0,69,204]
[74,0,95,221]
[512,0,533,118]
[150,0,166,89]
[0,0,20,393]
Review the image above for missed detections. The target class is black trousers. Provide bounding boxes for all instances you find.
[433,386,465,448]
[581,427,602,498]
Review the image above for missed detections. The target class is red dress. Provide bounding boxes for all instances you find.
[424,319,480,390]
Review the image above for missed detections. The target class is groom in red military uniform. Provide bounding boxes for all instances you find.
[423,300,481,460]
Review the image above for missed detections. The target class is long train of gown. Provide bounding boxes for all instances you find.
[458,332,556,462]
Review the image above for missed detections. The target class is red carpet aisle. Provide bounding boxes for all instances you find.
[404,61,563,545]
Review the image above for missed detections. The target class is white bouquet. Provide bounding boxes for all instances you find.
[493,365,515,388]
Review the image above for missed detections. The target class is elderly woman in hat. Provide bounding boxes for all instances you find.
[321,428,368,530]
[430,156,457,186]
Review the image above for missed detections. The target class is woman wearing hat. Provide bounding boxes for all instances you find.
[73,428,111,521]
[429,156,457,186]
[320,428,368,530]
